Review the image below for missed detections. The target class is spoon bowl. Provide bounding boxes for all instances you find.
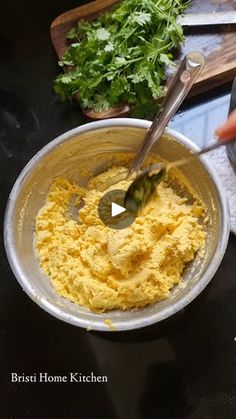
[124,163,166,213]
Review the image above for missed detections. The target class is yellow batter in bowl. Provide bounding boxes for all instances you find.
[35,164,206,313]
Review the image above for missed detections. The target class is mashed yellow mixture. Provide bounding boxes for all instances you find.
[35,165,206,313]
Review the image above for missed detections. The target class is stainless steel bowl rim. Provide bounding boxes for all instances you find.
[4,118,230,331]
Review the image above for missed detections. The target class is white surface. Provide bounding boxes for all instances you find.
[209,147,236,235]
[111,202,126,217]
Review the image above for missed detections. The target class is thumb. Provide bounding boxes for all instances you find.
[215,109,236,141]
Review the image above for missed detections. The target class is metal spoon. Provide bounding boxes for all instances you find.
[125,137,235,213]
[128,51,205,175]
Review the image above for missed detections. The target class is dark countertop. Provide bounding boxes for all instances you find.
[1,1,236,418]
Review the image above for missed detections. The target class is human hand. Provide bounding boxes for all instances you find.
[215,109,236,141]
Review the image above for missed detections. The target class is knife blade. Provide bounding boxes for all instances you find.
[177,11,236,27]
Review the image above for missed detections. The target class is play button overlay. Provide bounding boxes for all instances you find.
[111,202,126,217]
[98,189,137,230]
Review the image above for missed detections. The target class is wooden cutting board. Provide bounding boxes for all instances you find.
[50,0,236,119]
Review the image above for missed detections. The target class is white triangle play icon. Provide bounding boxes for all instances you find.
[111,202,126,217]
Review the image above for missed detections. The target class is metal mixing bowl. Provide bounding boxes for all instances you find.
[4,119,230,331]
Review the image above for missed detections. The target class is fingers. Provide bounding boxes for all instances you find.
[215,109,236,141]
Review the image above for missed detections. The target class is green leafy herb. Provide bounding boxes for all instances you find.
[54,0,188,118]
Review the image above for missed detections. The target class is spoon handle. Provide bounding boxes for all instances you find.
[167,137,236,170]
[196,137,236,155]
[129,51,205,175]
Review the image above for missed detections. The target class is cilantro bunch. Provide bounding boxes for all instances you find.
[54,0,187,118]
